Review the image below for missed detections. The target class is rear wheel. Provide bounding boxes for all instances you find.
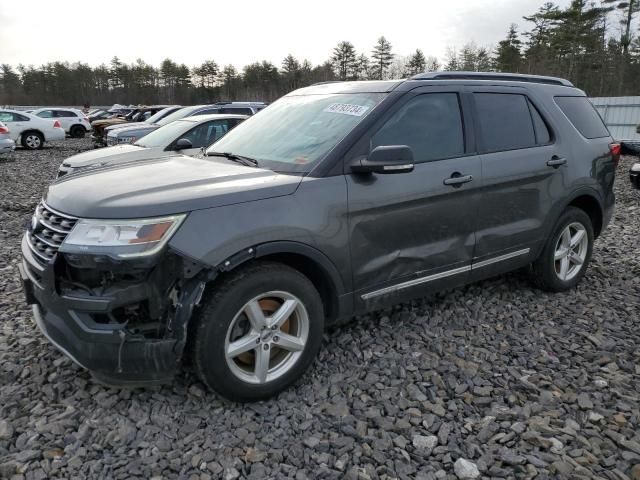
[530,207,593,291]
[21,131,43,150]
[191,262,324,402]
[70,125,85,138]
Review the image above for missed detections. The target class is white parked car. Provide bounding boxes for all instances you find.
[30,108,92,138]
[58,114,246,177]
[0,122,16,154]
[0,110,65,150]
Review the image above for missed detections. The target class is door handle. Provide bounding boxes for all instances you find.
[443,173,473,187]
[547,156,567,168]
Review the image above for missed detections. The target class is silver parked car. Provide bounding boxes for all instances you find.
[0,122,16,154]
[58,114,246,177]
[106,102,266,146]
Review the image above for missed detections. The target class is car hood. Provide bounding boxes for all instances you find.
[109,124,159,137]
[62,144,155,168]
[105,122,149,133]
[46,155,303,218]
[93,118,128,128]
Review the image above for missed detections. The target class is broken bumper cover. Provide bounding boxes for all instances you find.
[20,234,190,385]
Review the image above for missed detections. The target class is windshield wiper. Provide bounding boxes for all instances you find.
[207,151,259,167]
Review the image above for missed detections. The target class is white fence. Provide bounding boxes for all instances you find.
[591,96,640,141]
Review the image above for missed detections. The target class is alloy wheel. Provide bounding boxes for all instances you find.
[25,135,41,149]
[224,291,309,384]
[554,222,588,281]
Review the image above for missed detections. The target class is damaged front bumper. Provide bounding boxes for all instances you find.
[19,233,206,386]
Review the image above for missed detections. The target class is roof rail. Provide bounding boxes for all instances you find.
[410,71,573,87]
[310,81,344,86]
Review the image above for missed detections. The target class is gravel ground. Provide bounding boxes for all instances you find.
[1,138,639,480]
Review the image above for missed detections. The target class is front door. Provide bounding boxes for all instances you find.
[346,88,481,310]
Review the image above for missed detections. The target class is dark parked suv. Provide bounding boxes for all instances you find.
[20,72,618,401]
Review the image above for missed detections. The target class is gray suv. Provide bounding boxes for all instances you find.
[19,73,617,402]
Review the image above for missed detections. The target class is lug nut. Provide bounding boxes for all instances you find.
[271,325,277,330]
[273,336,279,343]
[256,338,260,344]
[263,344,270,351]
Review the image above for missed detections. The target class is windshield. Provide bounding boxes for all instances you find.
[156,106,201,126]
[146,107,174,124]
[134,120,192,148]
[207,93,384,173]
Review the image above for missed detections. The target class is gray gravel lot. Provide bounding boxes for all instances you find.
[1,138,639,480]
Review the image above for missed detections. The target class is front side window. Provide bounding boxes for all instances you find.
[474,93,536,152]
[179,119,237,148]
[372,93,465,162]
[208,92,385,173]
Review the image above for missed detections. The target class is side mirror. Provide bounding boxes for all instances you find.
[175,138,193,150]
[351,145,414,174]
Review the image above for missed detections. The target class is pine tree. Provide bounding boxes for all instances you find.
[495,24,523,72]
[331,41,357,80]
[371,36,393,79]
[406,49,427,76]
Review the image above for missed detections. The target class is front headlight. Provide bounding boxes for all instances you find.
[60,214,186,258]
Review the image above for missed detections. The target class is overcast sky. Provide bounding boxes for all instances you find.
[0,0,571,69]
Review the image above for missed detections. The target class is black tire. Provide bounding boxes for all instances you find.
[191,261,324,402]
[21,131,44,150]
[530,207,594,292]
[70,125,85,138]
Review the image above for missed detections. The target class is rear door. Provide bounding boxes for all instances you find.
[54,110,77,131]
[346,86,482,310]
[469,87,569,276]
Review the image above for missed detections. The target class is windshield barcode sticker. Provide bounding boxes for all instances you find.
[323,103,370,116]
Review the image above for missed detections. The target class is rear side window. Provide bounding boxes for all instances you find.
[474,93,536,152]
[221,107,253,115]
[55,110,78,118]
[554,96,609,139]
[372,93,465,162]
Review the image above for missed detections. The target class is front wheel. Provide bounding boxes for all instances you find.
[191,262,324,402]
[530,207,594,292]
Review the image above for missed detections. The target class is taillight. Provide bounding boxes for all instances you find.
[53,120,62,128]
[0,126,9,134]
[610,143,621,166]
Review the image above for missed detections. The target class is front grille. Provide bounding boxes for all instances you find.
[27,202,78,263]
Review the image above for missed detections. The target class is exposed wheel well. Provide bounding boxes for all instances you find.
[21,129,44,138]
[222,253,339,323]
[568,195,603,238]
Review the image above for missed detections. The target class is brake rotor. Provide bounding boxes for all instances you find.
[236,297,292,365]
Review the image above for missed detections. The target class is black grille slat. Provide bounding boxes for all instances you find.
[27,202,78,263]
